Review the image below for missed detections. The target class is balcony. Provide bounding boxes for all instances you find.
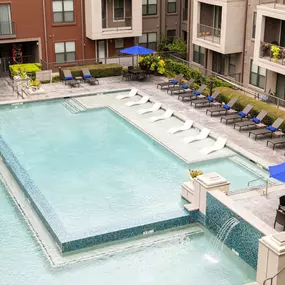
[197,24,221,44]
[192,0,246,54]
[253,7,285,75]
[102,17,132,33]
[0,21,16,39]
[85,0,142,40]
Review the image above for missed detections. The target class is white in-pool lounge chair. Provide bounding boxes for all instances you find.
[149,109,174,123]
[200,137,227,155]
[116,88,138,100]
[183,128,210,144]
[168,120,194,134]
[125,96,150,107]
[138,102,162,115]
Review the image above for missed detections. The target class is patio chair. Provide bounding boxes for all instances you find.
[191,90,220,108]
[274,209,285,231]
[178,84,207,101]
[168,120,194,134]
[138,102,162,115]
[81,68,99,85]
[122,69,132,81]
[125,96,149,107]
[248,118,284,140]
[279,195,285,210]
[183,128,210,144]
[149,109,173,122]
[116,88,138,100]
[200,137,227,155]
[220,104,253,124]
[233,110,268,132]
[62,70,80,88]
[206,98,238,117]
[167,79,195,95]
[156,74,183,89]
[266,137,285,150]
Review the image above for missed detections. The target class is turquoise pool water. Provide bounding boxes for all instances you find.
[0,182,255,285]
[0,102,267,237]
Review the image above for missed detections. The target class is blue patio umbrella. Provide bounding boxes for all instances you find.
[269,162,285,182]
[120,45,155,55]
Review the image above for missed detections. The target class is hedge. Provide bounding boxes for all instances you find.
[61,63,122,79]
[164,59,232,90]
[216,87,285,130]
[9,63,42,78]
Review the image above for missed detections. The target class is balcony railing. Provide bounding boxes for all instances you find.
[197,24,221,44]
[260,41,285,65]
[182,9,188,21]
[102,17,132,31]
[0,21,16,39]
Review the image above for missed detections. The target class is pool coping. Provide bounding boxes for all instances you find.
[0,88,275,256]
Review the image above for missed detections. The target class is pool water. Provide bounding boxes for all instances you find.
[0,102,267,236]
[0,182,256,285]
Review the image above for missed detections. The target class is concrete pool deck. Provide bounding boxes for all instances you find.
[1,75,285,232]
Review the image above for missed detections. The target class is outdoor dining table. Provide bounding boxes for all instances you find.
[128,69,147,80]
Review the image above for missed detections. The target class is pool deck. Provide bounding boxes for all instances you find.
[1,75,285,232]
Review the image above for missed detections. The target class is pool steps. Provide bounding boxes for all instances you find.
[61,98,87,114]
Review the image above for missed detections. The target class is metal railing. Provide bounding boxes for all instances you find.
[197,24,221,44]
[263,264,285,285]
[102,17,132,30]
[40,55,137,72]
[162,52,285,108]
[0,21,16,37]
[260,41,285,65]
[258,0,280,7]
[182,9,188,21]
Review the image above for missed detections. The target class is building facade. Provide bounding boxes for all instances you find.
[0,0,188,75]
[0,0,284,100]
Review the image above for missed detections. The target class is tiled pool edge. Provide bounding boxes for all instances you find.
[0,134,196,253]
[205,191,277,269]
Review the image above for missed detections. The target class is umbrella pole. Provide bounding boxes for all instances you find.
[263,179,269,197]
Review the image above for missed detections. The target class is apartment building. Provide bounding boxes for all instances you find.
[188,0,285,99]
[0,0,188,76]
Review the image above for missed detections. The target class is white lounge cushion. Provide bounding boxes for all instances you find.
[138,102,162,115]
[149,109,174,122]
[125,96,150,107]
[116,88,138,99]
[200,137,227,155]
[168,120,194,134]
[183,128,210,144]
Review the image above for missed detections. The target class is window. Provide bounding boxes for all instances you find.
[252,12,257,39]
[0,4,12,35]
[167,29,176,41]
[142,0,157,16]
[183,0,188,21]
[139,32,157,50]
[229,54,236,75]
[55,41,76,63]
[52,0,74,23]
[114,0,124,20]
[167,0,176,13]
[250,60,265,89]
[115,39,124,54]
[193,45,205,65]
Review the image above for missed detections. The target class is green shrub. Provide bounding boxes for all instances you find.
[62,63,122,79]
[217,87,285,130]
[9,63,42,78]
[138,55,165,74]
[164,59,232,89]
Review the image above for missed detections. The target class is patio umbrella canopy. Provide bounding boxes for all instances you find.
[120,45,155,55]
[269,162,285,182]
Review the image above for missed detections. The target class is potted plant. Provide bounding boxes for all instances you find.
[271,45,280,62]
[188,169,203,181]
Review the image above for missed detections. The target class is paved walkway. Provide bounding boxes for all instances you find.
[1,75,285,230]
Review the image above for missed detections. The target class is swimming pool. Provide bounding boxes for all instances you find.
[0,181,255,285]
[0,100,268,248]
